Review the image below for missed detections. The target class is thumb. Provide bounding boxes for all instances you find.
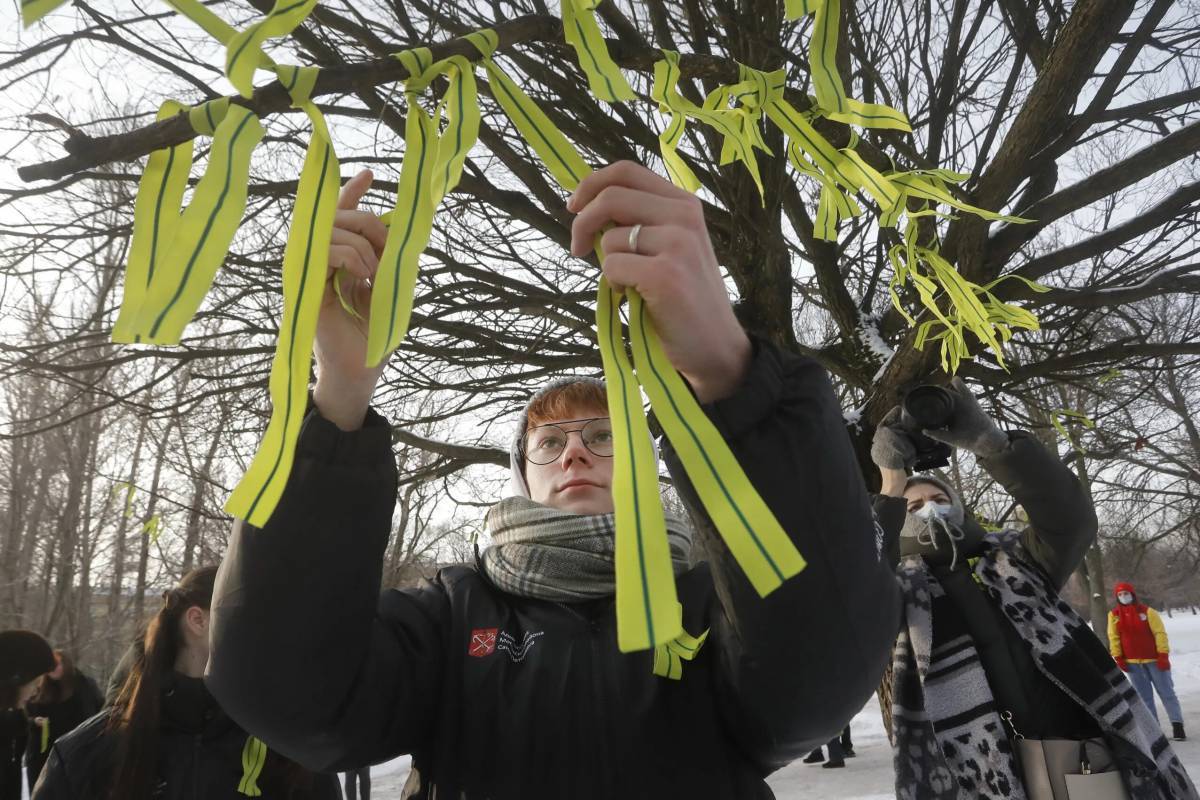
[338,168,374,211]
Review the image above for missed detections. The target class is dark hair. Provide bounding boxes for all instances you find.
[32,650,74,706]
[105,565,218,800]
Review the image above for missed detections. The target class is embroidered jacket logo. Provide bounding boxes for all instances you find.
[468,628,497,658]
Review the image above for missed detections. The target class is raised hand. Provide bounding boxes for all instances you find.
[313,168,389,430]
[567,161,752,404]
[921,377,1009,458]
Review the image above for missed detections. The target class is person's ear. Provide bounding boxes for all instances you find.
[184,606,208,637]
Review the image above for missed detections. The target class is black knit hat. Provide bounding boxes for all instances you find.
[0,629,55,688]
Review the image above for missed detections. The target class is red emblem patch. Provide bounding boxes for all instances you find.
[469,628,498,658]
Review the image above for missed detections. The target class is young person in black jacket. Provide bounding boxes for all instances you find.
[871,379,1197,800]
[0,630,55,800]
[208,161,902,799]
[31,567,339,800]
[23,649,103,791]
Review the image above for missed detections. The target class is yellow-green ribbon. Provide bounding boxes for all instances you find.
[225,0,318,98]
[225,66,340,527]
[113,99,191,344]
[466,30,591,190]
[651,51,766,198]
[161,0,240,44]
[789,0,911,130]
[39,718,49,753]
[650,55,702,192]
[560,0,635,103]
[115,100,263,344]
[238,735,268,796]
[627,291,806,597]
[127,103,264,343]
[20,0,69,27]
[596,278,681,651]
[887,217,1045,372]
[364,48,481,366]
[652,605,710,680]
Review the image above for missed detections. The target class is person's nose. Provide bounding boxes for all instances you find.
[560,431,593,470]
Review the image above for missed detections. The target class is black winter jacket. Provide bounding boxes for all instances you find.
[24,669,103,790]
[877,430,1101,738]
[1,709,25,800]
[209,341,902,799]
[30,673,340,800]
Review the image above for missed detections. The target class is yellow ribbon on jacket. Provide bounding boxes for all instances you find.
[238,735,268,796]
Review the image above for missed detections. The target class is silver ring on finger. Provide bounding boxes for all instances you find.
[628,223,644,255]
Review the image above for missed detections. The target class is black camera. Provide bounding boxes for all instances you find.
[897,385,957,470]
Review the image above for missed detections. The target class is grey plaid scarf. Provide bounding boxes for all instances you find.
[892,529,1198,800]
[480,496,693,601]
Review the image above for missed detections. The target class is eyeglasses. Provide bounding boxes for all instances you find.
[521,417,615,465]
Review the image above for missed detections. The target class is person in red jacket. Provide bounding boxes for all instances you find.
[1109,581,1185,741]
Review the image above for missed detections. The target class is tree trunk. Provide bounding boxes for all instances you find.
[182,405,230,572]
[107,407,151,668]
[1070,450,1109,635]
[135,416,177,625]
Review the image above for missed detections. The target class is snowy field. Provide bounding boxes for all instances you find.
[367,611,1200,799]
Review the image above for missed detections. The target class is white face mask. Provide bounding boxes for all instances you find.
[1117,591,1134,605]
[914,501,955,521]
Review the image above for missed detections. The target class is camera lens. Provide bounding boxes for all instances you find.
[903,386,956,430]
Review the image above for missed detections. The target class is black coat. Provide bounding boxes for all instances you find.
[1,709,26,800]
[30,673,340,800]
[24,670,103,790]
[877,430,1101,738]
[208,340,902,799]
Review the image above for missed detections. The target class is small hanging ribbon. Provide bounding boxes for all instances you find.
[652,605,710,680]
[238,735,268,796]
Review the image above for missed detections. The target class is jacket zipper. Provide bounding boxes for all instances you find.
[192,733,201,800]
[554,601,609,794]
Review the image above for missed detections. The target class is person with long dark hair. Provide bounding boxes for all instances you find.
[1,630,55,800]
[23,649,103,791]
[30,566,340,800]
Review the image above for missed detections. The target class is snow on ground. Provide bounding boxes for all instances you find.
[369,612,1200,798]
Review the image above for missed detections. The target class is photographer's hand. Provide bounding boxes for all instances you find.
[871,408,915,497]
[921,377,1009,458]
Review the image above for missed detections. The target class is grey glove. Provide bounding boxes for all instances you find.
[871,407,917,470]
[922,377,1009,458]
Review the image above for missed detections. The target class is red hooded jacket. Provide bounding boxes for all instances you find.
[1107,582,1168,662]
